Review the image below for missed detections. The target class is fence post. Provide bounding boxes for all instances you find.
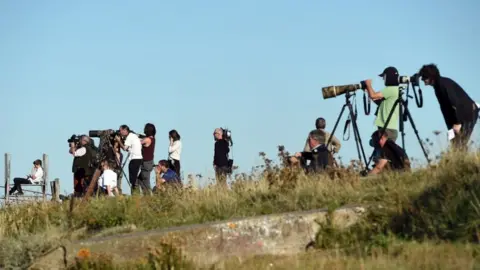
[4,153,11,204]
[50,178,60,202]
[42,154,48,202]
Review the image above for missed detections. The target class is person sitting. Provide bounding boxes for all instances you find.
[153,159,182,192]
[369,130,411,175]
[294,129,330,174]
[97,160,118,197]
[9,159,44,196]
[303,117,341,167]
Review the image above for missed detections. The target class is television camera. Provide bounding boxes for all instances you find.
[67,134,82,145]
[222,128,233,146]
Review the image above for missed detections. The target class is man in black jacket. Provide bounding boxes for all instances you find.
[294,129,330,174]
[419,64,479,149]
[213,128,230,187]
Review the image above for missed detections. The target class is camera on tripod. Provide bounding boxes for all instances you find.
[67,134,82,145]
[398,73,420,86]
[322,82,367,100]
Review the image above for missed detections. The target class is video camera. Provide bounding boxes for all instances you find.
[67,134,82,145]
[222,128,233,146]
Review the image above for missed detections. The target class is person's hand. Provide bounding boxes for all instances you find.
[294,152,302,158]
[453,124,462,134]
[364,79,372,86]
[169,137,173,145]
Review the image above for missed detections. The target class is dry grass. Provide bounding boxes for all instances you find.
[0,144,479,269]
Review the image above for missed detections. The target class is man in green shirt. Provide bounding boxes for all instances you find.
[364,66,400,141]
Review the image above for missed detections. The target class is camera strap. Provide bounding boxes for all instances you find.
[343,94,358,141]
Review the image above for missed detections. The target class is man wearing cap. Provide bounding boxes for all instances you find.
[9,159,44,195]
[364,66,401,141]
[418,63,479,150]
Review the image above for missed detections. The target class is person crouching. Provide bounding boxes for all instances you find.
[98,160,119,197]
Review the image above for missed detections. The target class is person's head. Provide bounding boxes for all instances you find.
[213,128,223,141]
[33,159,42,168]
[315,117,326,130]
[308,129,325,149]
[144,123,156,137]
[157,159,169,173]
[101,160,112,171]
[169,129,181,141]
[371,130,389,149]
[418,63,440,86]
[379,66,399,87]
[80,135,90,146]
[119,125,130,137]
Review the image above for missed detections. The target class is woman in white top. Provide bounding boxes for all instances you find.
[168,129,182,179]
[9,159,44,195]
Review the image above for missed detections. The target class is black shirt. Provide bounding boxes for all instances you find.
[433,76,477,129]
[378,140,410,171]
[214,139,230,167]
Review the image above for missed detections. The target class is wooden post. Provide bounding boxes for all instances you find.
[42,154,48,202]
[50,178,60,202]
[4,153,11,204]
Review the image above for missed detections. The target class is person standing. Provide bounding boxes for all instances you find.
[116,125,143,194]
[418,63,479,150]
[138,123,156,195]
[168,129,182,179]
[213,128,230,187]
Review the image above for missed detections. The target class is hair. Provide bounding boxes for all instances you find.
[33,159,42,166]
[309,129,326,143]
[144,123,156,137]
[384,74,400,87]
[418,63,440,80]
[169,129,181,141]
[371,130,387,142]
[120,125,130,132]
[315,117,326,129]
[158,159,169,167]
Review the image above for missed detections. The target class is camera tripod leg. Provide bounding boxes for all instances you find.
[326,104,348,148]
[403,103,431,164]
[348,104,368,169]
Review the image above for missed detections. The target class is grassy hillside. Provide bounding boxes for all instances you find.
[1,147,479,269]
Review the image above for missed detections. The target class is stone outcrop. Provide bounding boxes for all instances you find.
[30,204,366,269]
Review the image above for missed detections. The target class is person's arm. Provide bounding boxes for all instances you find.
[329,134,342,153]
[31,168,44,181]
[364,79,384,101]
[369,158,388,175]
[117,135,130,151]
[295,151,313,160]
[443,81,463,133]
[168,140,180,153]
[141,137,152,147]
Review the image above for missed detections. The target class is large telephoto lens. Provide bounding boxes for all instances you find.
[89,130,101,138]
[322,83,362,99]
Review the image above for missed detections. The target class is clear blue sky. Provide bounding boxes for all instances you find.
[1,1,479,195]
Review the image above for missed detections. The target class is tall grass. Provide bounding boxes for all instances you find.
[0,145,479,268]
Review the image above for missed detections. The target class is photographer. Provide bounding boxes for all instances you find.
[418,64,479,150]
[369,130,410,175]
[115,125,143,194]
[364,66,401,142]
[168,129,182,178]
[294,129,330,174]
[138,123,156,195]
[69,135,95,197]
[303,117,341,166]
[213,128,230,187]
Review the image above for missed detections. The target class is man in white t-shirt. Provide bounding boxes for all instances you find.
[9,159,44,195]
[98,160,118,196]
[116,125,143,193]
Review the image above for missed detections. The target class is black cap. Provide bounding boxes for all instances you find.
[378,66,399,78]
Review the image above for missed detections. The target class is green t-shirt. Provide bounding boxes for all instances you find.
[375,86,399,131]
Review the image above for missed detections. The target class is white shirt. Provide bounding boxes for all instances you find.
[98,169,117,195]
[28,167,44,184]
[124,133,143,160]
[168,140,182,161]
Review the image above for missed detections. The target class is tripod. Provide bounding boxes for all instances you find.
[365,84,430,169]
[326,91,369,170]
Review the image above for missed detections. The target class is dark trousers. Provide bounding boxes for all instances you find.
[138,159,153,194]
[452,116,478,150]
[170,159,181,179]
[73,168,93,197]
[215,166,229,187]
[9,178,31,195]
[129,158,143,192]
